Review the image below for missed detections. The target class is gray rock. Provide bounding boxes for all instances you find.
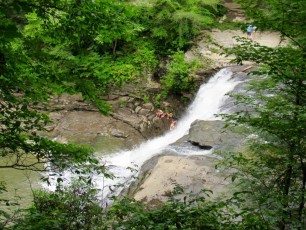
[135,106,142,114]
[142,103,154,111]
[162,101,170,107]
[126,102,135,109]
[128,97,135,103]
[119,96,130,102]
[188,120,245,152]
[45,110,145,151]
[138,108,150,116]
[108,94,119,100]
[110,129,128,138]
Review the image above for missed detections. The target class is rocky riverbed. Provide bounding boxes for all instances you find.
[124,65,253,204]
[39,26,285,204]
[1,0,288,212]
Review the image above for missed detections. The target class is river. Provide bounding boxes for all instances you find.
[92,67,241,201]
[1,67,242,208]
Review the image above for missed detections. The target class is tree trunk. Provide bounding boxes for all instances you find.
[112,39,117,56]
[281,162,293,230]
[299,158,306,224]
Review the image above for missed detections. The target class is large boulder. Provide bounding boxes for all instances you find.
[188,120,245,152]
[132,155,232,205]
[43,88,178,152]
[46,110,145,151]
[128,119,246,204]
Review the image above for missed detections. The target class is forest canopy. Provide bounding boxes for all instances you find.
[1,0,306,229]
[0,0,222,228]
[0,0,220,170]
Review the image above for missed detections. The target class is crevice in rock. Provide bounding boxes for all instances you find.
[110,113,148,140]
[188,141,213,150]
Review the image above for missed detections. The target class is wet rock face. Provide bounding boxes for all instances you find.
[133,155,231,204]
[188,120,245,152]
[45,110,144,149]
[128,119,245,204]
[126,150,239,206]
[44,91,177,151]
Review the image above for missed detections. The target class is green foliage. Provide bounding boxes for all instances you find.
[0,0,220,174]
[143,95,150,103]
[11,181,104,230]
[128,41,159,75]
[6,0,300,229]
[144,0,220,53]
[10,187,230,230]
[0,0,160,174]
[161,51,202,97]
[221,24,306,230]
[215,1,306,228]
[154,94,162,108]
[0,0,146,225]
[106,191,236,230]
[5,183,275,230]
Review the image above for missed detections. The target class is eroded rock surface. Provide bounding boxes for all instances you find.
[127,65,251,203]
[188,120,245,152]
[133,155,231,204]
[43,90,176,151]
[43,1,286,204]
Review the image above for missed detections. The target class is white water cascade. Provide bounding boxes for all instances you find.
[94,68,242,199]
[45,68,242,200]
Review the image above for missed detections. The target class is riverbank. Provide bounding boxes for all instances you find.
[124,1,288,201]
[0,0,286,211]
[126,65,252,204]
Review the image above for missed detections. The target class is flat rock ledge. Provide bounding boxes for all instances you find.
[133,155,231,205]
[128,120,245,205]
[188,120,245,152]
[41,92,176,152]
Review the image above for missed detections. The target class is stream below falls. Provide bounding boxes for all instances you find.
[45,68,242,203]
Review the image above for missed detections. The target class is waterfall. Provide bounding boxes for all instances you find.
[95,68,242,200]
[45,68,242,201]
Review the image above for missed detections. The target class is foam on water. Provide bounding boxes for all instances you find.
[96,68,241,198]
[46,68,241,200]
